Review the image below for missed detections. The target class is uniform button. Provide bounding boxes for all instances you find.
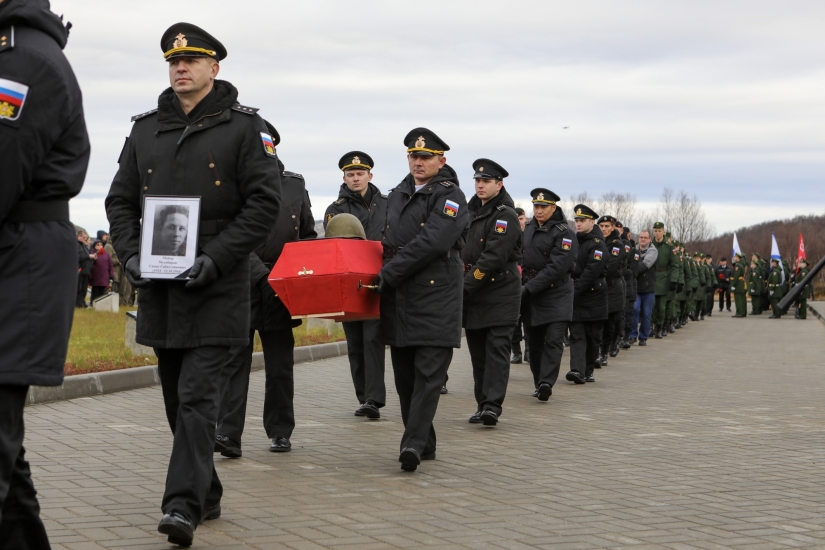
[294,227,298,231]
[480,238,484,242]
[420,223,425,226]
[215,180,221,186]
[430,280,434,284]
[386,225,389,228]
[147,169,152,174]
[292,215,296,219]
[209,163,215,168]
[143,186,148,191]
[491,278,495,282]
[198,124,203,127]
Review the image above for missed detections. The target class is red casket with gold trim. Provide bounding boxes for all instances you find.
[268,239,383,322]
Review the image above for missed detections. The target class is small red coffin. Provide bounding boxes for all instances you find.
[268,239,383,322]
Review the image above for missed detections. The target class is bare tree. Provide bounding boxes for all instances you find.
[596,192,638,230]
[653,188,714,245]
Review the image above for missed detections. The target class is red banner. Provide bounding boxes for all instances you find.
[796,233,806,273]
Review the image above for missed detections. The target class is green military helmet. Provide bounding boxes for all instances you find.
[324,212,366,240]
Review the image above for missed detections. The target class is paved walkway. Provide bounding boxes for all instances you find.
[26,308,825,549]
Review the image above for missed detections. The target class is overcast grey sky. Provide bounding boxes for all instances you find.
[51,0,825,236]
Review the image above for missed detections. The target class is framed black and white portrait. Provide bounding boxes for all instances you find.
[139,196,201,279]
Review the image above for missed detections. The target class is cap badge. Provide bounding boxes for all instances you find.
[478,166,484,172]
[537,193,544,201]
[415,136,426,148]
[173,33,188,48]
[352,156,361,165]
[576,208,582,215]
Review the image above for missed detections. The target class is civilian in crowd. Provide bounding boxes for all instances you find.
[90,240,114,302]
[714,257,732,312]
[76,230,94,308]
[629,229,658,345]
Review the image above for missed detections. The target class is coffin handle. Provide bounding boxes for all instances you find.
[358,280,378,291]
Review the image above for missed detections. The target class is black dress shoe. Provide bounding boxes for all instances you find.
[565,371,585,385]
[609,345,619,357]
[621,338,631,349]
[158,512,194,547]
[726,308,731,312]
[768,314,778,319]
[480,410,498,426]
[269,437,291,452]
[356,402,380,419]
[468,411,483,424]
[598,352,608,366]
[585,375,595,383]
[440,385,448,394]
[638,339,647,346]
[214,435,242,458]
[353,403,366,416]
[510,353,522,364]
[537,383,552,401]
[399,448,420,471]
[532,388,539,398]
[629,337,638,345]
[201,504,221,524]
[524,350,531,361]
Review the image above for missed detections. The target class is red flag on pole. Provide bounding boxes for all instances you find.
[796,233,806,273]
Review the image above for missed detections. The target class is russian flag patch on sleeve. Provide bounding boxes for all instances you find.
[594,250,603,260]
[612,246,620,256]
[562,238,572,250]
[443,199,459,217]
[260,132,277,157]
[0,78,29,121]
[495,220,507,233]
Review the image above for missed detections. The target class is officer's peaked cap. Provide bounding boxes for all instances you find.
[339,151,373,171]
[472,158,508,180]
[530,188,560,205]
[573,204,598,219]
[161,23,227,61]
[404,128,449,156]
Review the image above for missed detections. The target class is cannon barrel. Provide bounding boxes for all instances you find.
[778,255,825,311]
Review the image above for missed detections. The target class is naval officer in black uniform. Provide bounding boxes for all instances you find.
[324,152,388,419]
[565,204,608,385]
[461,159,522,426]
[106,24,281,546]
[373,128,468,471]
[0,2,90,547]
[521,189,576,400]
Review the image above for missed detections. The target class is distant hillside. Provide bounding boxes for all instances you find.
[691,214,825,265]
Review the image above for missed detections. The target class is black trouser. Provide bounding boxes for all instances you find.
[624,298,635,337]
[390,346,451,455]
[511,318,523,354]
[0,385,51,550]
[342,320,386,407]
[718,289,731,310]
[156,346,226,525]
[527,321,567,388]
[466,325,513,416]
[75,273,88,307]
[706,291,714,314]
[90,286,107,302]
[217,328,295,443]
[601,310,622,351]
[569,321,603,377]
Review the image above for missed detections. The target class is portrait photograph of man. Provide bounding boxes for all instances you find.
[152,205,190,256]
[139,196,201,278]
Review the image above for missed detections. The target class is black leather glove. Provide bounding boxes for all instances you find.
[676,283,684,293]
[371,273,388,294]
[669,282,678,291]
[124,255,152,288]
[185,254,220,289]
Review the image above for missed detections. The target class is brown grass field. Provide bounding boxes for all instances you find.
[65,308,345,375]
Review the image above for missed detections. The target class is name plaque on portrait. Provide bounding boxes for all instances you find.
[139,195,201,279]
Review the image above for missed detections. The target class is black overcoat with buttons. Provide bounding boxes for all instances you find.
[323,182,387,241]
[572,226,609,322]
[106,80,281,348]
[460,188,522,330]
[624,238,639,301]
[603,229,627,313]
[379,166,468,348]
[521,206,577,326]
[251,167,317,331]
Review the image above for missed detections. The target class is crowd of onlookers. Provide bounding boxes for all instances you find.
[74,227,134,309]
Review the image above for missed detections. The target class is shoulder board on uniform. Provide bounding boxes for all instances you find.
[594,238,600,243]
[282,170,304,180]
[438,181,454,187]
[334,198,346,205]
[497,204,506,211]
[131,108,158,122]
[556,223,568,232]
[380,193,388,199]
[0,26,14,53]
[231,103,259,115]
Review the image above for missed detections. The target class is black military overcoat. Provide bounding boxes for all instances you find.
[460,189,522,330]
[521,207,577,326]
[323,182,387,241]
[251,167,317,331]
[603,229,627,313]
[0,0,90,386]
[106,80,281,348]
[379,166,468,348]
[624,238,639,301]
[572,226,608,322]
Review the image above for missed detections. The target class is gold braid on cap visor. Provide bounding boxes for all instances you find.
[164,46,217,59]
[341,163,372,171]
[406,147,444,155]
[531,200,556,205]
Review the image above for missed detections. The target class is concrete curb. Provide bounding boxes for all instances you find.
[27,341,348,406]
[806,302,825,326]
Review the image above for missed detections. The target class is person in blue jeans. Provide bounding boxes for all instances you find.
[630,230,658,345]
